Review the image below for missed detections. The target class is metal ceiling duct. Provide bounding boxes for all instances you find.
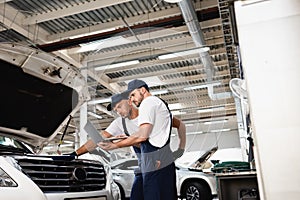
[177,0,214,79]
[165,0,231,100]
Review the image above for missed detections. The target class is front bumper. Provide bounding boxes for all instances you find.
[45,187,120,200]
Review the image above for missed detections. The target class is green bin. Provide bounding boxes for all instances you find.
[212,161,250,173]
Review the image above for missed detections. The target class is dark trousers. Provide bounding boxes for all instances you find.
[140,140,177,200]
[142,163,177,200]
[130,173,144,200]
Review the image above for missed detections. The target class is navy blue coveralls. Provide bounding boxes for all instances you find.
[121,118,144,200]
[139,99,177,200]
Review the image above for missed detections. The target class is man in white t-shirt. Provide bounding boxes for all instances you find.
[71,92,144,200]
[72,90,186,200]
[99,79,183,200]
[72,92,137,157]
[75,94,185,159]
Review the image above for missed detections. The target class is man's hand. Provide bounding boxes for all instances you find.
[98,141,118,150]
[60,151,78,160]
[69,151,78,157]
[173,148,184,160]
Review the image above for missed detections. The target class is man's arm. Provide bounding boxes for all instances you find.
[98,123,152,150]
[172,117,186,159]
[75,139,96,156]
[172,117,186,149]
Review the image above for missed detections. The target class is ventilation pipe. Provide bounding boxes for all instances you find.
[164,0,232,100]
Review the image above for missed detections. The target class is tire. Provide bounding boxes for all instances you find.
[182,181,212,200]
[116,183,126,200]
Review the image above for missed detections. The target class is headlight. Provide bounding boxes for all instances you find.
[0,167,17,187]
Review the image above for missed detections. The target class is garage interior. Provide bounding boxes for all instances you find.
[0,0,299,199]
[0,0,243,154]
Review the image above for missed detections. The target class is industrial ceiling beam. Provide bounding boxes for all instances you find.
[22,0,134,25]
[38,7,219,52]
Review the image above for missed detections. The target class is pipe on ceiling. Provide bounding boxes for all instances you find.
[167,0,231,100]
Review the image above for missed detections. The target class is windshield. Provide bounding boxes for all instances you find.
[0,136,32,154]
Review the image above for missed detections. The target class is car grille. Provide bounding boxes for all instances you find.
[16,157,106,193]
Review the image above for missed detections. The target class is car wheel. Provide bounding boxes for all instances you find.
[183,181,212,200]
[116,183,126,200]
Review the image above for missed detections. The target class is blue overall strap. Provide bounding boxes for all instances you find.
[122,117,141,157]
[121,117,130,136]
[158,97,173,147]
[121,119,143,200]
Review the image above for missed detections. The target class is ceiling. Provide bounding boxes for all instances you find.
[0,0,241,152]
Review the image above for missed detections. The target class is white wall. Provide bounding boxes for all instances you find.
[235,0,300,199]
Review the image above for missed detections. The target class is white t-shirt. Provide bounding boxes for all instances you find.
[138,96,171,147]
[106,117,139,136]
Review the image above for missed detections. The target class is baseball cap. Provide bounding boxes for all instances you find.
[106,91,130,111]
[126,79,148,93]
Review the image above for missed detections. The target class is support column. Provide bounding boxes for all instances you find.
[79,69,88,146]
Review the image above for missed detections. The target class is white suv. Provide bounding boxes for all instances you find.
[110,147,218,200]
[0,43,120,200]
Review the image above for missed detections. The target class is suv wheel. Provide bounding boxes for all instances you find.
[116,183,126,200]
[183,181,212,200]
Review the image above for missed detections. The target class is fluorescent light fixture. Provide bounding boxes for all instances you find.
[210,128,231,133]
[186,131,203,135]
[70,28,116,39]
[43,146,53,150]
[60,143,74,147]
[164,0,182,3]
[124,76,165,87]
[168,103,183,110]
[184,82,221,91]
[204,119,228,125]
[185,123,195,127]
[197,106,225,113]
[151,89,168,96]
[88,97,111,105]
[77,40,104,53]
[171,110,187,115]
[94,59,139,71]
[158,47,210,60]
[77,36,132,53]
[88,111,103,119]
[64,140,74,144]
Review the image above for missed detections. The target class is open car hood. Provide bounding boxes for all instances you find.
[176,146,218,170]
[0,43,89,149]
[193,146,218,169]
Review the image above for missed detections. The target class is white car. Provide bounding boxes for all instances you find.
[110,147,218,200]
[0,43,120,200]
